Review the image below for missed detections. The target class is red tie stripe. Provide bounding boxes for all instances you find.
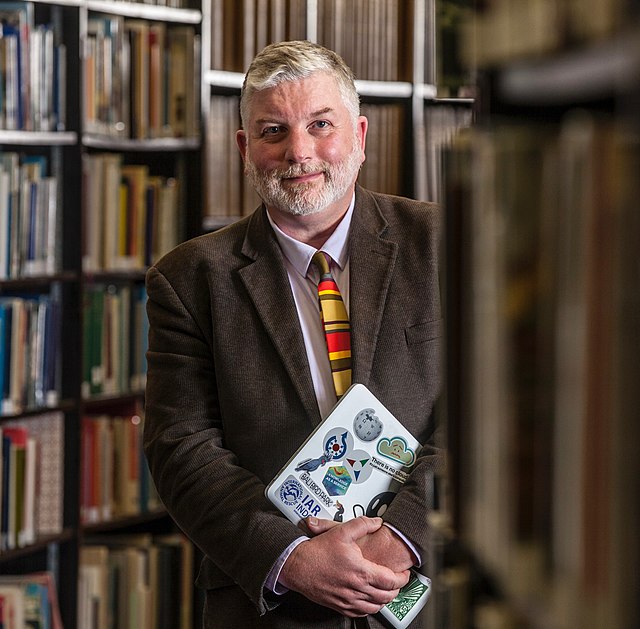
[312,251,352,397]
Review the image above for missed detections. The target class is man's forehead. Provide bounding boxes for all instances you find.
[250,82,346,122]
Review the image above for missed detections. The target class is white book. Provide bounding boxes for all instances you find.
[266,383,431,629]
[19,435,37,546]
[0,584,25,628]
[0,168,10,279]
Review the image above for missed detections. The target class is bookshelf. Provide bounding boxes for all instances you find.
[0,0,476,626]
[0,1,201,627]
[200,0,473,231]
[442,2,640,629]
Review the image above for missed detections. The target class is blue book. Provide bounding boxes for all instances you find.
[0,2,34,130]
[42,295,60,403]
[24,581,51,629]
[0,299,13,403]
[21,154,48,177]
[0,23,22,130]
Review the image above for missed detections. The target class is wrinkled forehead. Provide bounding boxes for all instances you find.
[241,70,360,129]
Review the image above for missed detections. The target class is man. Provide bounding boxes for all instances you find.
[144,40,444,629]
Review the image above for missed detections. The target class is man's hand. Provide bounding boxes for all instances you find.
[279,516,410,617]
[303,516,415,573]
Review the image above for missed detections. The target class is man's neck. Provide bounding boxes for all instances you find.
[267,195,353,249]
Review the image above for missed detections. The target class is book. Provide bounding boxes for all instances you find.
[125,20,149,139]
[0,431,10,550]
[2,412,64,540]
[0,152,59,280]
[167,25,197,138]
[0,571,63,629]
[0,584,25,628]
[148,22,167,138]
[0,1,34,130]
[79,545,110,629]
[30,412,64,536]
[154,533,193,629]
[266,383,432,629]
[1,424,27,549]
[120,164,149,269]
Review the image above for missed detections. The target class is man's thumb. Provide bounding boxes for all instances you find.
[302,517,339,536]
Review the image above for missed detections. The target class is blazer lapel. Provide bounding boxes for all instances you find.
[238,209,322,426]
[349,188,398,385]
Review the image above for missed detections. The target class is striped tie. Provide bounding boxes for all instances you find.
[312,251,352,397]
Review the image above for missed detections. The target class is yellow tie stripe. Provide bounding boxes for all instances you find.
[311,251,352,397]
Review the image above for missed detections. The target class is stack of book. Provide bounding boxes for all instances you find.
[84,15,199,139]
[81,283,148,399]
[0,152,61,280]
[210,0,307,72]
[82,154,182,272]
[444,113,640,628]
[0,412,64,551]
[0,571,63,628]
[359,102,406,197]
[79,533,193,629]
[0,293,61,415]
[0,2,66,132]
[81,410,161,525]
[205,95,261,220]
[317,0,410,81]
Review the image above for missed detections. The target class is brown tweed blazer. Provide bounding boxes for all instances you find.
[144,185,444,628]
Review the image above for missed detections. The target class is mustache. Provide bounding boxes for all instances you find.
[271,163,328,179]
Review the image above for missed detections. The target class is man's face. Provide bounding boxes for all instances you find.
[236,72,367,217]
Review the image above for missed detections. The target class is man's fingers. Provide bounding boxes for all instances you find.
[364,561,411,593]
[339,516,384,541]
[301,516,339,535]
[300,515,385,541]
[280,515,409,617]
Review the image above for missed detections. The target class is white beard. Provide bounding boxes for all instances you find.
[244,137,363,216]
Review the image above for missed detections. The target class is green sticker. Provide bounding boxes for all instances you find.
[386,573,429,621]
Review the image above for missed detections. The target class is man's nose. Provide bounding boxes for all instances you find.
[284,128,313,163]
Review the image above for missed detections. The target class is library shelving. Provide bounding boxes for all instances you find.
[1,1,202,627]
[200,0,473,231]
[442,3,640,629]
[1,0,477,626]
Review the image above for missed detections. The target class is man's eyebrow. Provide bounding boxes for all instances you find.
[310,107,334,117]
[254,107,335,125]
[254,117,282,126]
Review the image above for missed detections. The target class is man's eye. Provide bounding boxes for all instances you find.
[262,126,282,136]
[314,120,330,129]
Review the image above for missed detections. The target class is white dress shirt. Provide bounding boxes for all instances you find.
[263,196,419,594]
[266,199,352,420]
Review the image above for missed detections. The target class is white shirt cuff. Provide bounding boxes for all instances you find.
[383,523,422,567]
[265,536,308,595]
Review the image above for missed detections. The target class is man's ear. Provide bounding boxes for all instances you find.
[357,115,368,161]
[236,130,248,162]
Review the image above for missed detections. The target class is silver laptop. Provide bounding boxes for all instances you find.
[265,383,431,628]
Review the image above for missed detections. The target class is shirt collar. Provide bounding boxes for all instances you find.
[266,194,355,278]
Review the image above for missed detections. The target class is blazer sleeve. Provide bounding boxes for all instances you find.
[357,191,447,565]
[381,415,447,564]
[143,264,303,615]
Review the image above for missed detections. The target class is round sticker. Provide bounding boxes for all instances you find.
[323,427,354,461]
[344,449,374,484]
[353,408,383,442]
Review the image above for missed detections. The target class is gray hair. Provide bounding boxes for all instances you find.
[240,40,360,129]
